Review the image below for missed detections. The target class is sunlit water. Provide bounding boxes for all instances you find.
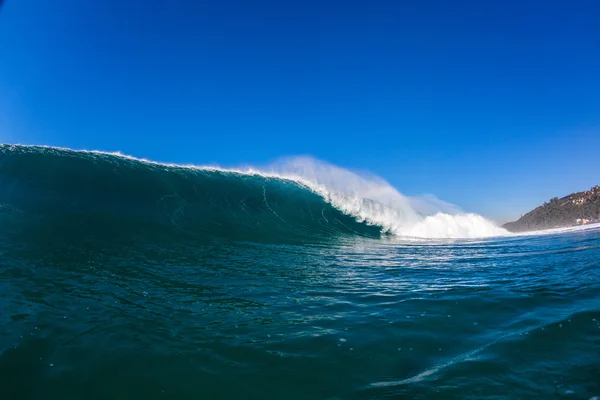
[1,228,599,399]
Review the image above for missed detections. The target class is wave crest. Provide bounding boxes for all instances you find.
[261,156,507,238]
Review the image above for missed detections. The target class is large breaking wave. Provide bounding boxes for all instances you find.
[0,145,507,243]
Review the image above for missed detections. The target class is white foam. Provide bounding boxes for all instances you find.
[399,213,508,239]
[262,156,508,239]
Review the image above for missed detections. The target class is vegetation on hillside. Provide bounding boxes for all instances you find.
[503,186,600,232]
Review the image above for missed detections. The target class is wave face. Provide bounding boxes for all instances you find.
[0,145,506,243]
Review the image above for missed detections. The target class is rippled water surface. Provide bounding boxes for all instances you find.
[1,145,599,399]
[2,226,599,399]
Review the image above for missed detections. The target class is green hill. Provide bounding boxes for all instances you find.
[503,186,600,232]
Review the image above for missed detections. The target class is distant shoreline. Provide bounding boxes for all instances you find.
[503,186,600,233]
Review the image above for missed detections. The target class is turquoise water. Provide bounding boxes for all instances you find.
[1,145,599,399]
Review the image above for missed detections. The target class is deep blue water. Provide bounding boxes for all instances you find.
[1,145,599,399]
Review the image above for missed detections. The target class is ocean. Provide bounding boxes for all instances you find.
[1,144,599,399]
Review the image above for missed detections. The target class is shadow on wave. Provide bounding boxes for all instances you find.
[0,145,384,245]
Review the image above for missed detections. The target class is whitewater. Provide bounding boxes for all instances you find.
[259,155,508,239]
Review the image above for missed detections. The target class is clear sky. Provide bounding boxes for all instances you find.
[0,0,599,222]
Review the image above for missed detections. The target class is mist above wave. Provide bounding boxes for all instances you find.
[257,156,508,239]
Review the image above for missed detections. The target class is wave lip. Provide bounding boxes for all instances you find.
[261,155,508,239]
[0,144,508,242]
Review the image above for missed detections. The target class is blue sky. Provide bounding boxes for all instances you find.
[1,0,599,222]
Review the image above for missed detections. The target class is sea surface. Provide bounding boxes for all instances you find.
[1,144,599,399]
